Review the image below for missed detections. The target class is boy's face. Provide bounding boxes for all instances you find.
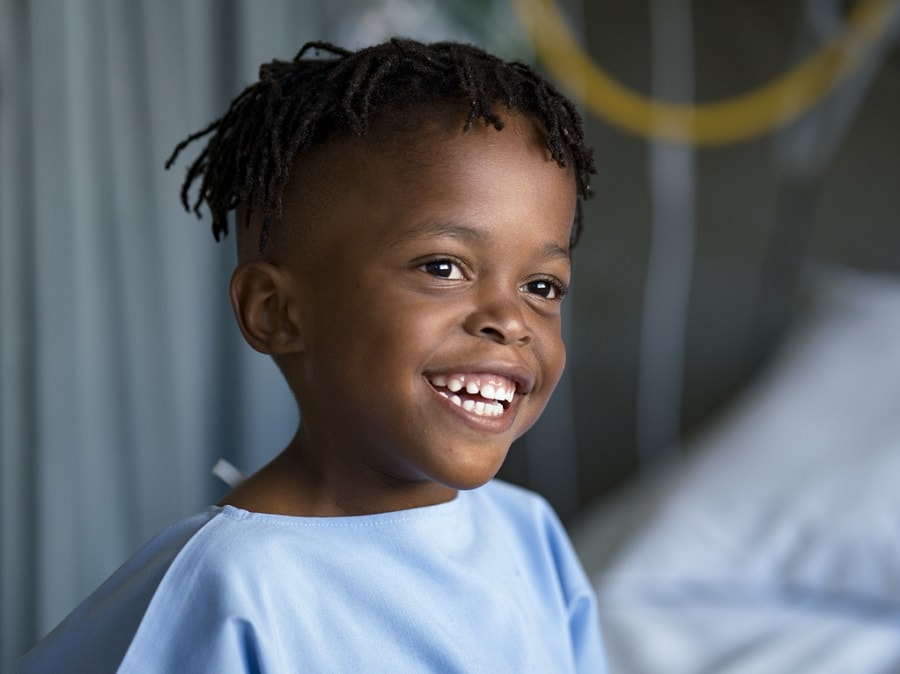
[275,112,577,512]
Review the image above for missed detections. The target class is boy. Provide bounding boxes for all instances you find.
[22,39,606,672]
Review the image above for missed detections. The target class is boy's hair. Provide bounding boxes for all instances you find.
[166,38,595,252]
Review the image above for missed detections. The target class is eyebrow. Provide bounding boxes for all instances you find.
[392,219,571,260]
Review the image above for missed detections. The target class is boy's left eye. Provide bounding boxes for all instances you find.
[421,259,465,280]
[521,278,567,300]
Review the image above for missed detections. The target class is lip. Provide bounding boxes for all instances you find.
[423,362,535,433]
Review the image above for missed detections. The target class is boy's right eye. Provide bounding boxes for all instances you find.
[421,259,465,280]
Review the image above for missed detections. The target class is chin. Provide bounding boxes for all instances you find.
[436,455,507,492]
[443,474,496,492]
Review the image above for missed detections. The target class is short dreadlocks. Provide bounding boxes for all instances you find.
[166,38,595,252]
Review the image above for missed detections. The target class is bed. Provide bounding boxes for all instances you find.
[571,266,900,673]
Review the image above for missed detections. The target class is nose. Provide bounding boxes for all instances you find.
[463,290,532,346]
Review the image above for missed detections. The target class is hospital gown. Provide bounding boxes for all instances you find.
[21,479,607,673]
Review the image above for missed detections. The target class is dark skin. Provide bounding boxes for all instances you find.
[219,111,577,517]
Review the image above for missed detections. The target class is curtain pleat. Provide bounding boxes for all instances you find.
[0,2,303,667]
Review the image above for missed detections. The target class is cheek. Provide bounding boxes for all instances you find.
[523,313,566,399]
[545,337,567,390]
[351,294,457,361]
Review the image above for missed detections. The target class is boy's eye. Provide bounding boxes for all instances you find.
[421,259,464,280]
[522,278,567,300]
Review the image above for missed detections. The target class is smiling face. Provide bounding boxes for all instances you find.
[242,111,577,514]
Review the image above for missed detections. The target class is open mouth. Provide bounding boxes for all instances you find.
[426,373,517,418]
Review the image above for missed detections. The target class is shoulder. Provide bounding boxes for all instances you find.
[467,480,586,585]
[34,506,313,673]
[20,508,222,674]
[469,481,609,672]
[473,480,596,600]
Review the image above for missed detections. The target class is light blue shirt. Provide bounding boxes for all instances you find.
[22,480,607,672]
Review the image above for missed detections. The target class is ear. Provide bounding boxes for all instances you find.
[229,261,306,355]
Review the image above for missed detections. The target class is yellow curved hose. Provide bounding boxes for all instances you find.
[511,0,897,144]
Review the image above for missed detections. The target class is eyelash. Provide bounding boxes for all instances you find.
[419,257,568,301]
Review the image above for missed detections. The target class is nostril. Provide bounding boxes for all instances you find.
[479,325,530,346]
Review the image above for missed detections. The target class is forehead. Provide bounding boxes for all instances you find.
[260,110,576,262]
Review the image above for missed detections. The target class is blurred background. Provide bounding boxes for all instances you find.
[2,0,898,671]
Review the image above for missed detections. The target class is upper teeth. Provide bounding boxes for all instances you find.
[429,373,516,404]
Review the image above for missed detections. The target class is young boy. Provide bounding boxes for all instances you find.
[21,39,606,672]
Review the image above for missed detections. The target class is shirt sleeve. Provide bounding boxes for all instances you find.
[540,495,610,673]
[568,576,608,673]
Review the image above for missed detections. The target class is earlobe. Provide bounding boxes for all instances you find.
[230,261,306,355]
